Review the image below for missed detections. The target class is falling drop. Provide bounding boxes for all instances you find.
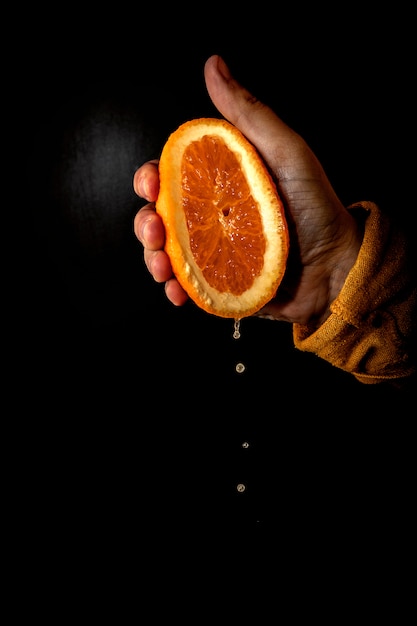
[232,319,246,374]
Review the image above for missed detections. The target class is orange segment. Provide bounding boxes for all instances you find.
[156,118,289,319]
[183,135,265,295]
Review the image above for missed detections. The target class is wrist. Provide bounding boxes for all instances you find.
[305,208,367,329]
[314,207,369,328]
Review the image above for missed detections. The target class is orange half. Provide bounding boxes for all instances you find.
[156,118,289,319]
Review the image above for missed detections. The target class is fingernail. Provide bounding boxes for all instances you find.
[140,216,153,243]
[138,174,147,198]
[133,169,144,198]
[138,173,151,200]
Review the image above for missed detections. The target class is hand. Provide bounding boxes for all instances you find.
[133,54,363,326]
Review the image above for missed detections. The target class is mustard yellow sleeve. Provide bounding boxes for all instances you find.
[293,201,416,384]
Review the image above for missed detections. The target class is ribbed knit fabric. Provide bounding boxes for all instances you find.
[293,202,416,384]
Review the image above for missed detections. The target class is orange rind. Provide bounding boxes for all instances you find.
[156,118,289,318]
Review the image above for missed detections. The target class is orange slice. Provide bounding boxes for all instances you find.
[156,118,289,319]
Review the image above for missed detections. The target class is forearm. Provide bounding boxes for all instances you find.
[293,201,416,384]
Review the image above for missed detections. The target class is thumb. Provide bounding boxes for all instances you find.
[204,55,299,168]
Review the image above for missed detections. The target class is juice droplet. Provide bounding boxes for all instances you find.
[233,318,241,339]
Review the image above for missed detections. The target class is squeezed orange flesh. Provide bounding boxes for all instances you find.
[181,134,265,295]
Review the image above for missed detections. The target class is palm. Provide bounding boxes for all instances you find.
[247,139,356,324]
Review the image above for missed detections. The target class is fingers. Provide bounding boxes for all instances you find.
[133,158,167,268]
[132,157,189,303]
[133,192,190,305]
[132,206,168,277]
[133,208,189,303]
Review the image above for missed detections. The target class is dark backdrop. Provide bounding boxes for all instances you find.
[14,7,416,598]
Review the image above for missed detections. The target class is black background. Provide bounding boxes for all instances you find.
[11,5,416,603]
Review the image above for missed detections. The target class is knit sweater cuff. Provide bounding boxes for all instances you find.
[293,202,416,384]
